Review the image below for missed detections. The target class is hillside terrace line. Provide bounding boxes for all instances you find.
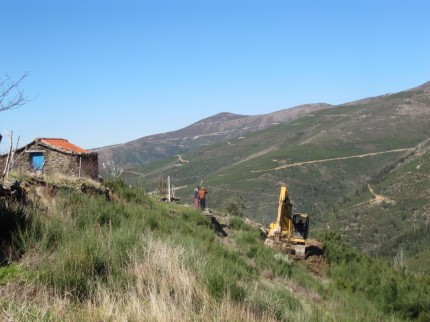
[251,148,414,173]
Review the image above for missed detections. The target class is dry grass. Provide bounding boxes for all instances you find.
[1,237,280,321]
[1,178,325,322]
[83,238,277,322]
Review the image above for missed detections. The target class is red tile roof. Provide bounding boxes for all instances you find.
[38,138,90,154]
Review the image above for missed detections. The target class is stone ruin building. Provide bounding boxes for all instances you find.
[0,138,98,180]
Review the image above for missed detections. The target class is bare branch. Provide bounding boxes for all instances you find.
[102,160,123,179]
[0,73,29,112]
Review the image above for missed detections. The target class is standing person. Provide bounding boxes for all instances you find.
[193,186,200,208]
[198,187,208,210]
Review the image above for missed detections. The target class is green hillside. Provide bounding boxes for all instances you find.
[137,88,430,221]
[127,85,430,274]
[1,175,429,321]
[323,140,430,274]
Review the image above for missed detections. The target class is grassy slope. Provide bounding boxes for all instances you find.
[2,176,427,321]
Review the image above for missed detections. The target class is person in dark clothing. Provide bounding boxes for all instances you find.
[198,187,208,210]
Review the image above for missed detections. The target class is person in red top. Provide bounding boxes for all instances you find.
[198,187,208,210]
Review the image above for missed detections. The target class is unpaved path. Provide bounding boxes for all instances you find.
[342,184,397,210]
[251,148,413,173]
[177,155,189,163]
[368,184,395,205]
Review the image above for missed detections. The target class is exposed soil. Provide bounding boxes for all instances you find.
[367,184,395,206]
[265,237,328,276]
[301,239,328,276]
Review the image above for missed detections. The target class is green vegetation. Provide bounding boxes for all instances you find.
[387,90,424,100]
[321,232,430,320]
[118,88,430,281]
[1,176,423,321]
[229,217,253,231]
[324,143,430,273]
[224,195,246,217]
[0,264,22,283]
[133,88,430,230]
[0,178,305,320]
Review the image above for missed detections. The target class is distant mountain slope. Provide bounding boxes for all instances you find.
[130,80,430,271]
[96,103,332,167]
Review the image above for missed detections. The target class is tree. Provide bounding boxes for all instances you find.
[102,160,124,179]
[0,73,28,178]
[0,73,28,113]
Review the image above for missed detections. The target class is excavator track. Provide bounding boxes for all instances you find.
[264,237,307,258]
[291,244,306,257]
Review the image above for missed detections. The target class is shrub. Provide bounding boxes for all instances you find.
[229,217,253,231]
[320,231,430,319]
[224,196,245,217]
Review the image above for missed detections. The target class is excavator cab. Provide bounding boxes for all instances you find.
[292,213,309,242]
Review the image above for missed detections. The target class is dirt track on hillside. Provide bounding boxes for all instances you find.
[367,184,396,206]
[251,148,413,173]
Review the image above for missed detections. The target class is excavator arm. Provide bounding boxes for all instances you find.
[265,184,309,256]
[267,185,293,239]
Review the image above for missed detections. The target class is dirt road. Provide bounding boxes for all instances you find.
[252,148,413,173]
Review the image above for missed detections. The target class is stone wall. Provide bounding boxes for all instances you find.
[0,142,99,179]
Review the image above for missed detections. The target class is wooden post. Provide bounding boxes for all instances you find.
[167,176,171,202]
[79,156,82,178]
[2,131,13,179]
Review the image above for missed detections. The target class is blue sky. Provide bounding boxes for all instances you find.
[1,0,429,150]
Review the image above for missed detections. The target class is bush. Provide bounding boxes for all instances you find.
[229,217,252,231]
[224,196,245,217]
[320,231,430,319]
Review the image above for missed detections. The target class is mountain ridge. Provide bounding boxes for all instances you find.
[96,103,332,167]
[98,80,430,168]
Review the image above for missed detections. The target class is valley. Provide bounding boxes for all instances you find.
[103,81,430,273]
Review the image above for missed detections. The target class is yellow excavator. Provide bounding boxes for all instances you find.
[264,184,309,256]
